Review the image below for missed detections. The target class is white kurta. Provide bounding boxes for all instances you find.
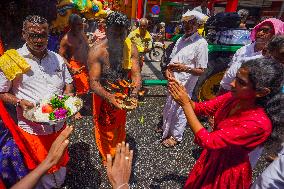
[162,33,208,141]
[0,44,73,135]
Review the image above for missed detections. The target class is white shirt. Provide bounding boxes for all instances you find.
[0,44,73,135]
[169,33,208,96]
[220,43,263,90]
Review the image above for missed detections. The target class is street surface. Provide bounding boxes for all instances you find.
[64,56,281,188]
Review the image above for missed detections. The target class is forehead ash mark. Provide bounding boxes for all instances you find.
[26,22,48,32]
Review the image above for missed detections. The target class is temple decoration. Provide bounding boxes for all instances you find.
[50,0,108,32]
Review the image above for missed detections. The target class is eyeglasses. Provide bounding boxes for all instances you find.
[25,32,48,40]
[182,19,197,26]
[258,27,273,34]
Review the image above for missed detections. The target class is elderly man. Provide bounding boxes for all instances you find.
[0,15,73,188]
[128,18,152,67]
[161,11,208,147]
[88,12,141,165]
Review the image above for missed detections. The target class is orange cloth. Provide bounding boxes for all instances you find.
[0,100,68,174]
[16,125,69,174]
[92,94,127,163]
[69,59,89,95]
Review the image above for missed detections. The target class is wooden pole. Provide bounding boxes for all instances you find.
[131,0,137,19]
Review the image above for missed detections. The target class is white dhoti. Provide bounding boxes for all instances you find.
[162,95,187,141]
[162,81,195,142]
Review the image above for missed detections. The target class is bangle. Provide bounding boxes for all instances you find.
[115,183,129,189]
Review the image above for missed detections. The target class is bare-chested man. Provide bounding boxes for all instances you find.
[88,12,141,165]
[59,14,90,119]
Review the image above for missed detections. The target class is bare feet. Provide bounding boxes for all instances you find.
[162,136,180,148]
[154,127,163,133]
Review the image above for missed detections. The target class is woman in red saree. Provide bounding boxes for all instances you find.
[168,58,283,189]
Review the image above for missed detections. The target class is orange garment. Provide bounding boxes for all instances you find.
[16,125,69,174]
[69,59,89,95]
[0,100,68,174]
[92,94,127,163]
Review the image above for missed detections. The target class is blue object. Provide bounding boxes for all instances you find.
[92,4,99,13]
[47,34,61,53]
[151,5,160,15]
[0,122,28,188]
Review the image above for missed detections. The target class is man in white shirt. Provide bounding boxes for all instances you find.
[161,11,208,147]
[0,15,73,188]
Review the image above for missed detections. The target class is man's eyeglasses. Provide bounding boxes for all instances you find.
[25,32,48,40]
[182,19,197,26]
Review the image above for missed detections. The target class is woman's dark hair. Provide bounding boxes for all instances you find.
[105,12,129,29]
[241,58,284,127]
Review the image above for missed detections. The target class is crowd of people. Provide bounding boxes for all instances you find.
[0,1,283,189]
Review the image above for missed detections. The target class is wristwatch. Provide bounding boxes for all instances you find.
[16,99,23,107]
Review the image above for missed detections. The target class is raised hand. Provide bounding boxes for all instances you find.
[168,78,191,107]
[44,125,73,167]
[107,142,133,189]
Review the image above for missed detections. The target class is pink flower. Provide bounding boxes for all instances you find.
[54,108,68,119]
